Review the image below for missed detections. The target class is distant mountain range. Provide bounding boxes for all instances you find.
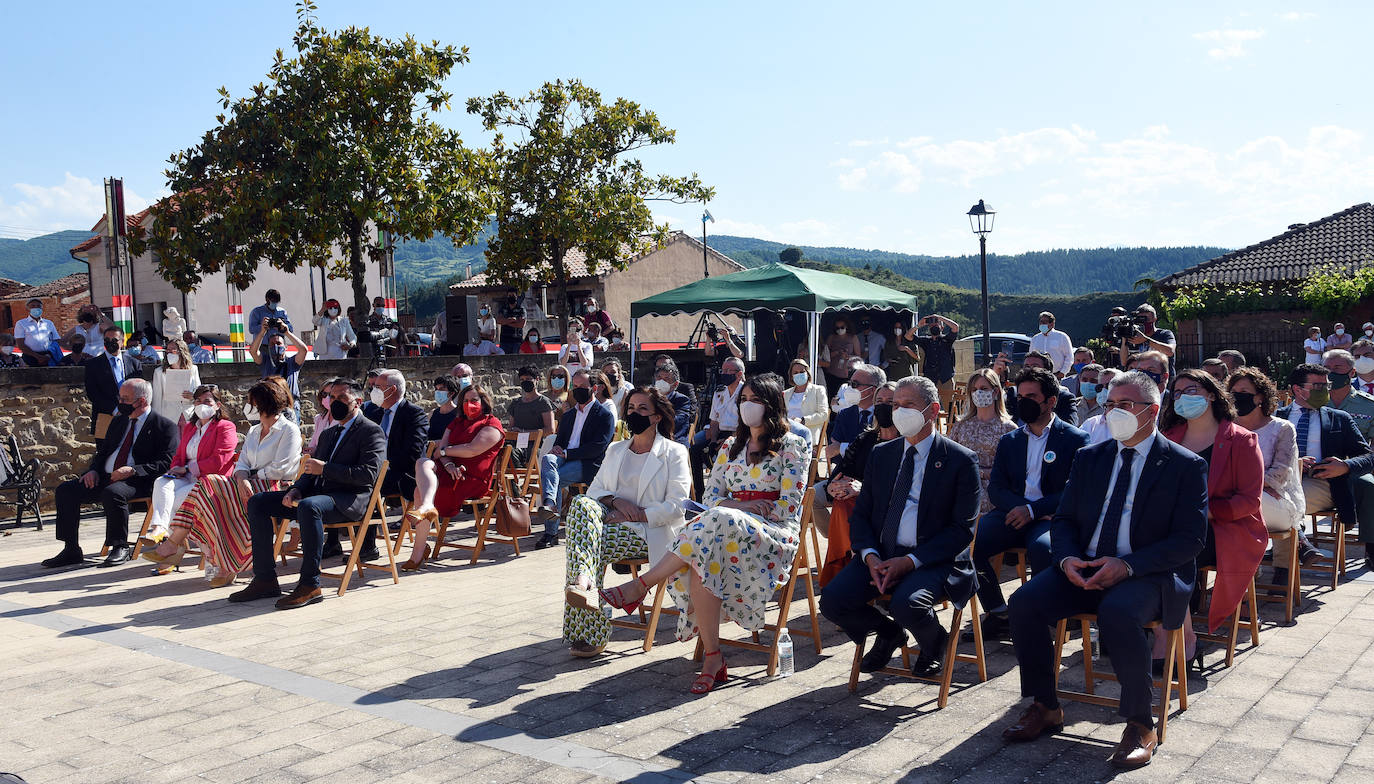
[0,226,1227,306]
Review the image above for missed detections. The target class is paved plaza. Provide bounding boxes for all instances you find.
[3,515,1374,784]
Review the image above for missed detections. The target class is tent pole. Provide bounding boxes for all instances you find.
[808,311,819,375]
[629,317,638,384]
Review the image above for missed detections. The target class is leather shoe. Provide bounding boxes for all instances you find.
[535,532,560,550]
[320,535,343,559]
[860,626,907,673]
[1108,720,1157,769]
[1299,542,1331,565]
[1002,701,1065,742]
[98,544,132,568]
[911,626,948,678]
[227,578,283,603]
[357,548,381,562]
[275,583,324,610]
[963,611,1010,642]
[41,547,84,568]
[569,640,606,658]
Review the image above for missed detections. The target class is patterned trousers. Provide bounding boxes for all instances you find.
[562,495,649,647]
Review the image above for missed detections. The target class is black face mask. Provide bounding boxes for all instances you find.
[1016,396,1045,424]
[625,411,654,435]
[572,386,593,405]
[329,399,353,421]
[718,373,737,386]
[1233,391,1259,416]
[520,379,536,393]
[104,337,120,354]
[606,373,619,385]
[873,402,895,429]
[116,402,135,417]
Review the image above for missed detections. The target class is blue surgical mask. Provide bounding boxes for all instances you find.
[792,372,809,386]
[29,308,42,319]
[435,390,449,405]
[266,301,278,312]
[1096,387,1111,406]
[1174,394,1210,420]
[458,377,472,389]
[1071,362,1086,373]
[1038,324,1050,334]
[1080,382,1098,398]
[551,377,566,390]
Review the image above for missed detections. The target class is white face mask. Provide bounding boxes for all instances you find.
[894,325,904,335]
[194,403,216,420]
[839,386,861,407]
[327,307,339,317]
[739,400,766,428]
[369,388,387,407]
[1356,357,1374,376]
[892,405,930,438]
[653,379,672,395]
[1105,406,1146,442]
[243,403,259,420]
[835,327,847,335]
[971,388,997,408]
[166,353,180,367]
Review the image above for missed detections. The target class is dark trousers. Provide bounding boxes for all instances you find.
[1008,567,1163,726]
[54,475,154,548]
[820,556,949,653]
[973,512,1053,613]
[247,491,340,589]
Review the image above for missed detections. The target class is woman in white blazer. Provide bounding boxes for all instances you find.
[786,359,830,444]
[562,386,691,658]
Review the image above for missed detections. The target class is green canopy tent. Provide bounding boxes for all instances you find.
[628,262,921,375]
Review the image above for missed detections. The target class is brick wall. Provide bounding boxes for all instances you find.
[0,295,90,342]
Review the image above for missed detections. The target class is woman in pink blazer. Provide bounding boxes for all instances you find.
[142,385,238,569]
[1160,369,1267,664]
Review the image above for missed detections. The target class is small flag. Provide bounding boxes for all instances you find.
[112,294,133,335]
[228,304,245,348]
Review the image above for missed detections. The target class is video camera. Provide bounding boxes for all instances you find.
[1101,307,1146,341]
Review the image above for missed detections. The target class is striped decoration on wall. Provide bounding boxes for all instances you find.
[385,297,397,321]
[229,304,245,346]
[112,294,133,335]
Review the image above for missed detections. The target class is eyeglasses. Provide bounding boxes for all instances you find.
[1298,382,1330,391]
[1173,385,1203,397]
[1102,400,1152,412]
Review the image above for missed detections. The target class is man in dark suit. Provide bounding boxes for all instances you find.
[971,368,1090,640]
[43,378,177,568]
[826,363,886,460]
[233,379,387,610]
[533,368,615,549]
[819,375,981,677]
[654,362,695,446]
[653,354,695,402]
[1275,363,1374,578]
[1006,352,1078,425]
[83,326,142,435]
[1002,370,1207,770]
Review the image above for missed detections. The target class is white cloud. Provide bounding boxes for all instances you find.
[1280,11,1316,22]
[834,126,1094,192]
[1192,29,1265,60]
[847,137,890,148]
[0,173,150,235]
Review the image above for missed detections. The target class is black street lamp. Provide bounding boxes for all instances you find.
[966,199,996,367]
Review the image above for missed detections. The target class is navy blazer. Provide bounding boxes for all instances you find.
[1275,404,1374,526]
[553,400,616,470]
[1006,387,1079,426]
[829,405,872,448]
[667,390,695,443]
[1051,436,1208,628]
[988,417,1091,518]
[83,352,143,433]
[849,432,982,607]
[364,399,430,496]
[297,415,387,522]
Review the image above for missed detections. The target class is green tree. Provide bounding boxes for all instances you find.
[778,246,802,264]
[468,79,713,335]
[130,0,490,317]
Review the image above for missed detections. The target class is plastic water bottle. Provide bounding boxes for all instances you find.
[777,628,794,677]
[1088,626,1100,661]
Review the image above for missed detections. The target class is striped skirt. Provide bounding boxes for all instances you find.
[170,475,284,574]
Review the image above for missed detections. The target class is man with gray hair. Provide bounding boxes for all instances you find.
[653,362,695,445]
[827,363,887,460]
[1003,369,1207,769]
[43,378,179,568]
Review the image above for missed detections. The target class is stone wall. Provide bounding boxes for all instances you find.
[0,348,713,519]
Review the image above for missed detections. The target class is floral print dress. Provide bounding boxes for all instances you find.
[668,430,810,640]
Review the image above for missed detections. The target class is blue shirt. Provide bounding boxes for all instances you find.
[248,304,292,340]
[260,353,302,398]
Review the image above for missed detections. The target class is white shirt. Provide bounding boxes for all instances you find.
[476,314,497,336]
[238,417,304,480]
[787,390,805,419]
[567,401,595,451]
[1086,431,1157,558]
[1304,337,1326,363]
[1081,414,1111,446]
[184,421,208,476]
[104,413,148,475]
[1022,417,1054,504]
[558,340,595,371]
[1030,328,1075,375]
[14,316,59,352]
[71,323,104,356]
[463,340,504,356]
[710,382,743,430]
[312,314,356,360]
[379,399,403,436]
[859,436,933,569]
[1287,405,1322,461]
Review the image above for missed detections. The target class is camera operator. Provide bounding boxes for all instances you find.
[1117,303,1176,377]
[911,314,960,410]
[249,319,310,421]
[363,296,409,356]
[248,289,292,343]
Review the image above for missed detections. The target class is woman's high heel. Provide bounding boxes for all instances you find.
[400,545,431,571]
[599,577,648,615]
[690,650,728,694]
[150,544,187,576]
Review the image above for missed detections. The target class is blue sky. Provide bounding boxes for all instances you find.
[1,1,1367,256]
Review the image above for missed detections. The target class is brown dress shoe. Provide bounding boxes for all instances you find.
[569,640,606,658]
[1002,701,1065,742]
[1108,720,1157,769]
[227,578,283,603]
[275,583,324,610]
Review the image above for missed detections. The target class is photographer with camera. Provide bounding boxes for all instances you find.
[248,289,293,343]
[249,318,310,421]
[1115,304,1176,376]
[911,314,960,411]
[558,318,595,372]
[362,296,409,357]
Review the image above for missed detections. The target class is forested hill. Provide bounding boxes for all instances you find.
[0,230,94,283]
[707,236,1228,296]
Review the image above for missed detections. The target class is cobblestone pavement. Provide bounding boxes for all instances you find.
[2,516,1373,783]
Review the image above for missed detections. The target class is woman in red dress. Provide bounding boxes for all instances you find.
[399,382,505,569]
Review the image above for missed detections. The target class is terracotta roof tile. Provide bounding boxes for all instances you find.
[450,231,743,290]
[4,273,91,299]
[1157,203,1374,288]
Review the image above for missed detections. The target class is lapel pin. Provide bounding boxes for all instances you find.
[1044,451,1056,464]
[934,461,942,469]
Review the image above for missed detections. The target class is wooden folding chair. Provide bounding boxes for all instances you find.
[315,461,396,597]
[846,593,989,709]
[608,558,679,653]
[105,497,204,569]
[989,546,1030,585]
[1052,614,1188,743]
[431,446,525,564]
[504,430,543,502]
[384,442,441,557]
[711,489,824,676]
[1193,567,1260,668]
[272,461,313,565]
[1256,528,1301,623]
[1301,510,1345,589]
